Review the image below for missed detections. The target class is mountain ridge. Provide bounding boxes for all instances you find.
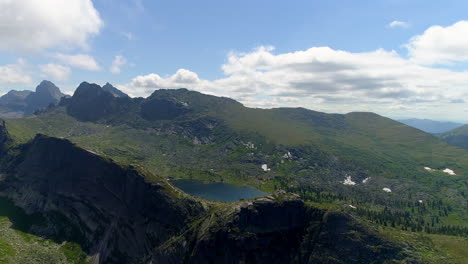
[398,118,464,134]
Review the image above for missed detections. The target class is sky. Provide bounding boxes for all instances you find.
[1,0,468,122]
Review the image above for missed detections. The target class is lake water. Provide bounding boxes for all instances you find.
[171,179,267,202]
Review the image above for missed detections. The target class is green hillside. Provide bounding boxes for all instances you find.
[439,124,468,150]
[3,86,467,238]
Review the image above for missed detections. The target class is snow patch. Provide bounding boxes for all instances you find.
[261,164,271,172]
[442,168,456,175]
[382,188,392,193]
[343,175,356,186]
[349,205,357,209]
[424,167,435,172]
[418,200,423,204]
[362,177,370,184]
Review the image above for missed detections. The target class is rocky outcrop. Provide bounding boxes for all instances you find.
[0,134,204,264]
[154,194,409,264]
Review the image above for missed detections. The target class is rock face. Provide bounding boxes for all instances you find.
[0,134,203,264]
[102,82,129,98]
[0,119,10,148]
[154,195,407,264]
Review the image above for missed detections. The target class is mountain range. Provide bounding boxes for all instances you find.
[0,80,69,118]
[0,81,467,263]
[398,118,464,134]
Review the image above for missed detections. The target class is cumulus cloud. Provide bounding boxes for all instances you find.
[39,64,71,82]
[388,21,410,28]
[119,45,468,117]
[0,59,33,84]
[407,21,468,65]
[120,69,202,96]
[0,0,102,52]
[118,21,468,119]
[54,53,101,71]
[110,55,127,74]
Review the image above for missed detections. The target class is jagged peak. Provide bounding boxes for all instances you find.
[35,80,63,96]
[102,82,129,98]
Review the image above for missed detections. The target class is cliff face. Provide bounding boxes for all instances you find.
[0,134,204,264]
[0,119,10,147]
[154,195,408,264]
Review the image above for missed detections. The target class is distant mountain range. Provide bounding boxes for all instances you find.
[0,80,127,118]
[398,118,464,134]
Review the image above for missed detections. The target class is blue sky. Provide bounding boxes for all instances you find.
[1,0,468,122]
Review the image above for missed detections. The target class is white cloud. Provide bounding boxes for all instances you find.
[121,32,134,40]
[388,21,410,28]
[0,0,102,52]
[110,55,127,74]
[54,53,101,71]
[407,21,468,65]
[39,64,71,82]
[120,69,203,96]
[119,21,468,120]
[0,59,32,85]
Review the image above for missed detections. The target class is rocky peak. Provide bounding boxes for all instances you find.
[73,82,108,98]
[35,80,64,100]
[102,82,129,98]
[24,80,66,114]
[66,82,128,122]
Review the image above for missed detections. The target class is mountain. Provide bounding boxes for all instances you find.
[101,82,129,98]
[1,83,467,263]
[398,118,464,134]
[0,80,68,118]
[438,124,468,149]
[0,90,33,118]
[0,127,453,263]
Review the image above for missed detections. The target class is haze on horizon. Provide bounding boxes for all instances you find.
[1,0,468,123]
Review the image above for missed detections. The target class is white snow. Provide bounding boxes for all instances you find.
[362,177,370,184]
[282,152,293,159]
[418,200,423,204]
[349,205,357,209]
[424,167,435,172]
[343,175,356,186]
[382,188,392,193]
[442,168,456,175]
[261,164,271,172]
